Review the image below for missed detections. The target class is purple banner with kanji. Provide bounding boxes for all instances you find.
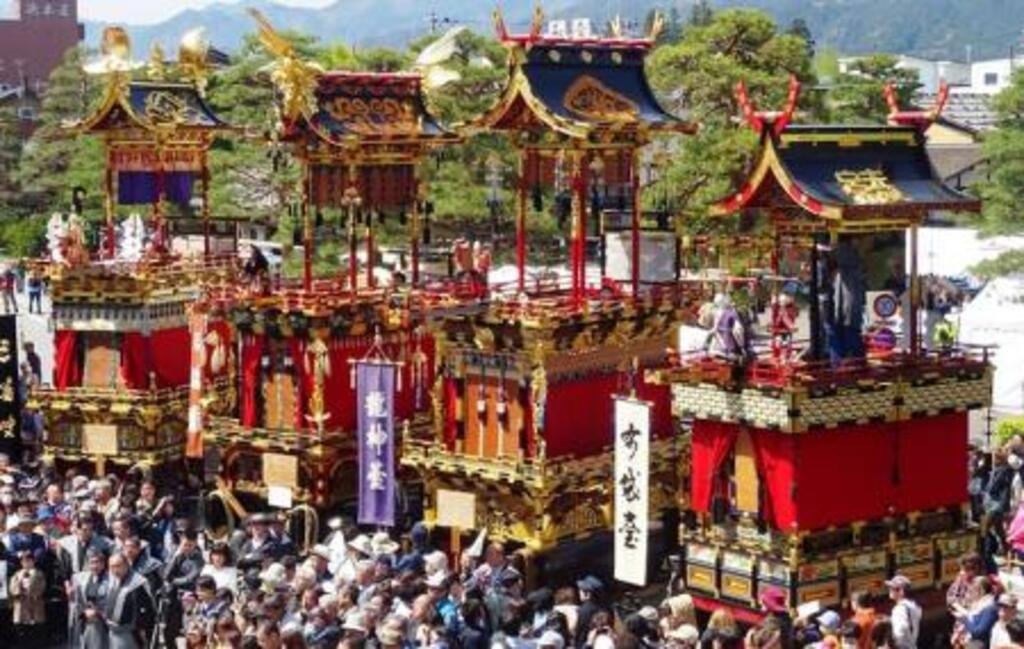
[357,361,396,526]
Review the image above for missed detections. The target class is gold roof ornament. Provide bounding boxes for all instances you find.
[84,26,143,75]
[493,7,509,41]
[147,42,167,81]
[178,27,212,96]
[609,14,623,38]
[648,10,665,41]
[529,3,545,40]
[249,8,324,123]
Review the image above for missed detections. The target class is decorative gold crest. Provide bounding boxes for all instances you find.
[325,97,418,136]
[835,168,905,205]
[0,339,11,365]
[563,75,637,123]
[144,90,194,125]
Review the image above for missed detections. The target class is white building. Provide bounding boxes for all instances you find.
[968,57,1020,94]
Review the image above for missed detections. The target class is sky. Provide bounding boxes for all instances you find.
[78,0,337,24]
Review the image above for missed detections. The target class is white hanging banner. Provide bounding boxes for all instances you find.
[613,396,651,587]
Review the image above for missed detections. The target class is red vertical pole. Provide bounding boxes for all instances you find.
[366,217,374,289]
[631,150,641,299]
[516,149,528,294]
[202,151,211,259]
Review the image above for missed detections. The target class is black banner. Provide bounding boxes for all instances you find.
[0,315,20,461]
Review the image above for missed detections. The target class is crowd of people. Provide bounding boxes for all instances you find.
[0,447,1022,649]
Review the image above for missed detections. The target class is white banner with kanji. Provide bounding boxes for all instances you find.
[613,396,651,587]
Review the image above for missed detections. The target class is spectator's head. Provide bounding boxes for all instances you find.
[87,548,106,575]
[18,549,35,569]
[108,552,130,581]
[197,575,217,602]
[1008,618,1024,643]
[45,482,63,505]
[998,593,1018,622]
[123,536,143,563]
[75,513,95,543]
[849,590,872,612]
[885,575,911,602]
[179,528,199,553]
[485,542,505,569]
[211,541,235,567]
[959,552,982,577]
[140,480,156,502]
[256,620,281,649]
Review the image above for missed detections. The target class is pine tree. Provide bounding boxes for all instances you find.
[645,9,818,228]
[978,69,1024,237]
[826,54,920,124]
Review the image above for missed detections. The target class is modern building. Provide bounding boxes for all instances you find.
[0,0,83,92]
[969,57,1021,94]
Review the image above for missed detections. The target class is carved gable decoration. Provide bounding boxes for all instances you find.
[563,75,637,123]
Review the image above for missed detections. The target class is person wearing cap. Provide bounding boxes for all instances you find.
[811,609,842,648]
[886,574,921,649]
[307,543,333,584]
[239,513,283,567]
[5,506,46,569]
[10,549,46,645]
[758,586,793,648]
[574,576,607,649]
[665,623,699,649]
[396,521,430,574]
[990,592,1019,649]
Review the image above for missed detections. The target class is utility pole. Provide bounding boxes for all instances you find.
[425,11,456,34]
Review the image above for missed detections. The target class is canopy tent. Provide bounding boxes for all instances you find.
[958,275,1024,413]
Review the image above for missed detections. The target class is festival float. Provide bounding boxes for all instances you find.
[659,82,991,617]
[30,27,237,480]
[401,7,697,572]
[191,12,463,515]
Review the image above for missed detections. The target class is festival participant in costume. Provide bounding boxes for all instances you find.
[69,548,111,649]
[848,590,877,649]
[59,513,113,585]
[574,575,607,649]
[105,552,154,649]
[161,528,204,647]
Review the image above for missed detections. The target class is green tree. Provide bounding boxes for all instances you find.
[973,68,1024,269]
[826,54,920,123]
[646,9,817,229]
[15,46,104,216]
[689,0,713,27]
[787,18,815,59]
[0,104,21,204]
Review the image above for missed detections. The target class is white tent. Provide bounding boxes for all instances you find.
[958,275,1024,414]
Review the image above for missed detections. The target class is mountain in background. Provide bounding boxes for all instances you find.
[85,0,1024,62]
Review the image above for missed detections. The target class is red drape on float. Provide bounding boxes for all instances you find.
[792,423,894,530]
[442,376,459,451]
[120,332,150,390]
[636,380,673,438]
[323,338,373,432]
[522,390,535,458]
[749,429,796,529]
[542,373,620,458]
[151,327,191,388]
[895,412,968,512]
[240,335,265,428]
[54,330,81,390]
[690,420,739,514]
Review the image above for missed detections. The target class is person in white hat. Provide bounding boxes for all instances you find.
[325,517,347,577]
[371,531,400,558]
[886,574,921,649]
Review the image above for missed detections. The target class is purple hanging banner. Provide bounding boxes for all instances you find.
[357,361,396,526]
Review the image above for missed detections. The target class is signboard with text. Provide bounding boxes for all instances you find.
[613,396,651,587]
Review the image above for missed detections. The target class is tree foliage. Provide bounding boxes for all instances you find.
[645,8,817,231]
[978,70,1024,238]
[826,54,920,123]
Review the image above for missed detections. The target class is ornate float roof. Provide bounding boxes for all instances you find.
[74,80,229,135]
[472,10,695,139]
[283,72,457,146]
[712,83,979,230]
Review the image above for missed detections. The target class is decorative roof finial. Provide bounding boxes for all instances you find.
[529,3,544,40]
[648,10,665,41]
[147,42,167,80]
[179,27,212,96]
[884,80,948,130]
[248,8,324,123]
[493,7,509,41]
[84,26,143,76]
[609,14,623,38]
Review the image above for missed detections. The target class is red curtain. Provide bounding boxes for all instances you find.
[322,338,372,432]
[895,412,968,512]
[150,327,191,388]
[240,335,265,428]
[54,330,81,390]
[543,372,621,458]
[443,376,459,451]
[749,430,798,530]
[522,389,535,458]
[793,423,894,530]
[120,332,150,390]
[690,420,740,513]
[636,380,673,438]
